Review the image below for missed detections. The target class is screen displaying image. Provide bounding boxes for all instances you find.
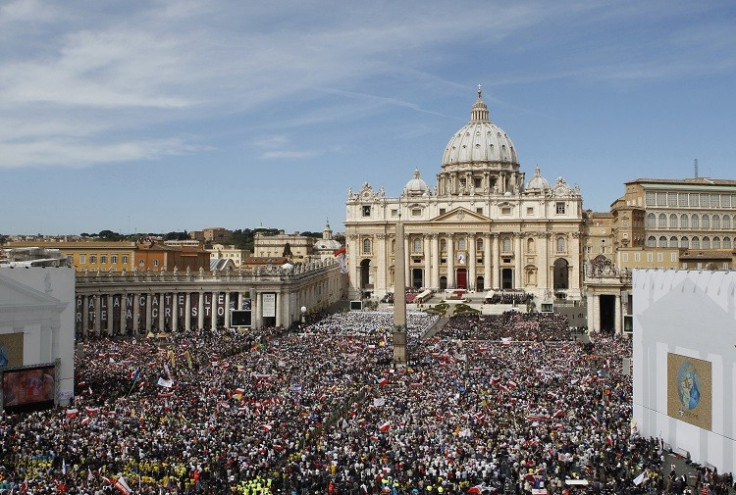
[3,365,56,412]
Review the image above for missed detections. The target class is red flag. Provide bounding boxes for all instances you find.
[379,421,391,433]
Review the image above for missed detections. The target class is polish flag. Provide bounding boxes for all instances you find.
[378,378,389,387]
[507,380,518,389]
[65,408,79,419]
[379,421,391,433]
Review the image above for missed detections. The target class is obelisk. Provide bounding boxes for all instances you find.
[393,215,407,366]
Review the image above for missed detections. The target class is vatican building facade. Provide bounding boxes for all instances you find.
[345,89,585,302]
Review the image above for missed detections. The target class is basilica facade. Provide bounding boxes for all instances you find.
[345,89,584,302]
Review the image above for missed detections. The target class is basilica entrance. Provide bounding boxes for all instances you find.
[502,268,513,289]
[411,268,423,289]
[456,269,467,289]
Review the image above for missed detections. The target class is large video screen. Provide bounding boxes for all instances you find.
[2,365,56,413]
[231,310,252,327]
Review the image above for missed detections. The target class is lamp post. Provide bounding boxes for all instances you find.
[300,306,306,324]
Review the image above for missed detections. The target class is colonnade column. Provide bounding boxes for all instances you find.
[210,292,218,330]
[423,236,431,289]
[159,293,166,333]
[172,294,179,333]
[82,295,89,337]
[225,292,231,328]
[540,233,549,293]
[106,294,114,336]
[145,294,153,333]
[121,294,129,335]
[614,294,621,335]
[469,234,477,291]
[93,296,101,335]
[491,234,500,289]
[132,295,140,334]
[197,292,204,330]
[404,235,410,289]
[447,235,455,289]
[185,293,192,331]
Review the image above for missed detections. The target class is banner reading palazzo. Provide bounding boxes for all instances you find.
[667,353,712,431]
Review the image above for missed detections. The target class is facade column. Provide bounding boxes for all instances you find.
[376,234,388,294]
[540,233,550,295]
[447,235,455,289]
[93,295,102,335]
[570,233,582,292]
[256,292,263,329]
[431,234,440,289]
[225,292,231,328]
[275,292,282,328]
[424,235,431,289]
[491,234,500,289]
[404,234,410,290]
[514,234,522,289]
[483,233,492,291]
[197,292,205,330]
[469,234,477,291]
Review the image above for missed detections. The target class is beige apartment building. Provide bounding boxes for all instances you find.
[253,232,315,263]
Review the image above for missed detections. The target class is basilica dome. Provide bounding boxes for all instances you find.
[526,167,550,190]
[441,88,519,168]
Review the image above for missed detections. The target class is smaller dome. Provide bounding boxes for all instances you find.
[404,168,430,197]
[526,167,550,190]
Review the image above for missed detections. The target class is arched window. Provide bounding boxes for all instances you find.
[362,238,372,254]
[669,214,678,228]
[692,215,700,229]
[724,215,732,229]
[702,237,710,249]
[658,213,667,228]
[713,237,721,249]
[681,214,689,229]
[713,215,721,229]
[724,237,732,249]
[502,236,512,253]
[659,236,668,248]
[646,213,656,228]
[556,236,566,253]
[458,237,466,251]
[413,238,422,253]
[681,236,689,248]
[527,237,535,253]
[647,236,656,248]
[702,214,710,229]
[670,236,678,248]
[692,236,700,249]
[476,237,483,252]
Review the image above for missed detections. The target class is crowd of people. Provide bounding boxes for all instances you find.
[0,308,729,494]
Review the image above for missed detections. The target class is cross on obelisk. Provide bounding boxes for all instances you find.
[393,214,407,366]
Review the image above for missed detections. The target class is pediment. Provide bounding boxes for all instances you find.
[0,272,61,308]
[431,207,487,223]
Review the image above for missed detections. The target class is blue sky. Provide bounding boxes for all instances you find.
[2,0,735,236]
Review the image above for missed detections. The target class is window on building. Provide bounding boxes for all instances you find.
[556,202,566,214]
[669,214,678,229]
[412,208,421,217]
[646,213,656,228]
[678,193,688,207]
[671,253,677,262]
[658,213,666,228]
[556,236,566,253]
[391,209,398,217]
[474,177,482,190]
[646,236,656,248]
[702,237,710,249]
[713,215,720,229]
[440,239,447,252]
[139,260,145,266]
[670,236,678,248]
[502,236,512,253]
[622,253,628,262]
[527,237,535,253]
[458,238,466,251]
[527,207,534,216]
[647,253,653,263]
[79,255,86,264]
[476,238,483,252]
[153,259,159,267]
[659,236,667,248]
[439,208,446,215]
[725,215,732,230]
[645,191,655,206]
[691,215,699,229]
[692,236,700,249]
[362,205,371,217]
[413,238,422,253]
[681,236,689,248]
[586,246,592,253]
[502,207,511,215]
[713,237,721,249]
[681,214,689,229]
[634,253,641,262]
[100,255,107,264]
[362,238,371,254]
[122,255,128,265]
[668,193,677,206]
[476,208,483,214]
[111,255,118,264]
[90,255,97,264]
[702,214,710,229]
[710,194,720,207]
[657,253,663,262]
[724,237,732,249]
[689,193,699,207]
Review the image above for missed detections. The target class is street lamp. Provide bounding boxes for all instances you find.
[300,306,306,324]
